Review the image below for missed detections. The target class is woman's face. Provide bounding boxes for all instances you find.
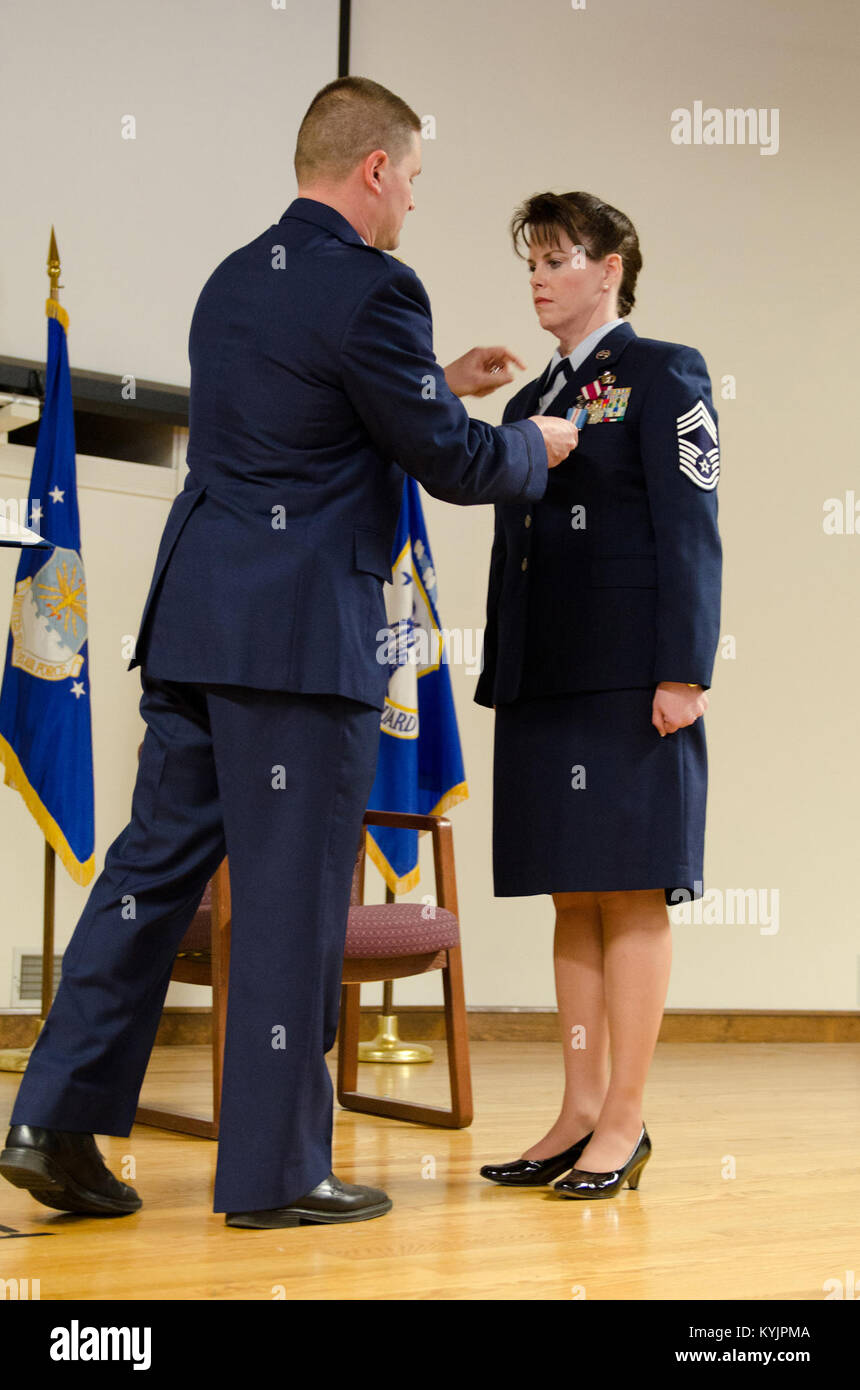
[526,230,616,339]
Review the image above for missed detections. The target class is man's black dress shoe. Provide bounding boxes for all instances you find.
[553,1125,652,1199]
[225,1172,392,1228]
[479,1131,594,1186]
[0,1125,142,1215]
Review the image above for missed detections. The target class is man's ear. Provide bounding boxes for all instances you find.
[362,148,388,194]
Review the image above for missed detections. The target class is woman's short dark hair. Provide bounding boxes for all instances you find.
[510,192,643,317]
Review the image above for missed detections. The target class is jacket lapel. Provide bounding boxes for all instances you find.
[504,372,546,423]
[522,374,547,417]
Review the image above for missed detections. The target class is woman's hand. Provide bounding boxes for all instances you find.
[443,345,526,397]
[652,682,709,737]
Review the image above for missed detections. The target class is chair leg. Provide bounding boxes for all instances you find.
[134,977,222,1138]
[210,947,227,1137]
[335,954,473,1129]
[134,993,221,1138]
[210,860,231,1136]
[441,944,473,1126]
[336,983,361,1100]
[135,859,231,1141]
[212,856,232,1139]
[133,1106,219,1139]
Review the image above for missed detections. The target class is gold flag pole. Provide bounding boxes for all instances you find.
[358,886,433,1064]
[0,229,61,1071]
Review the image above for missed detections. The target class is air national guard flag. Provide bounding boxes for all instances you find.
[0,297,95,885]
[366,476,468,893]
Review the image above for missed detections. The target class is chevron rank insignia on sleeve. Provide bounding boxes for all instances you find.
[676,400,720,490]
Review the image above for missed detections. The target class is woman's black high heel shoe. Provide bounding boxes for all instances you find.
[479,1132,594,1186]
[553,1125,651,1199]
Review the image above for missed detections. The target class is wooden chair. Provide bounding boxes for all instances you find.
[133,807,472,1135]
[337,809,473,1129]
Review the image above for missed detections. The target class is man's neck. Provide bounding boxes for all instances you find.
[296,186,375,245]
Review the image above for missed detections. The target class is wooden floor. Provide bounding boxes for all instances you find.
[1,1041,857,1301]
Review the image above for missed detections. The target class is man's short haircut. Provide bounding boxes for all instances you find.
[294,76,421,183]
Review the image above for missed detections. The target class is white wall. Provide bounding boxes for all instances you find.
[1,0,857,1014]
[351,0,860,1008]
[0,0,340,384]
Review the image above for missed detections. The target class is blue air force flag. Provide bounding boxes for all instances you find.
[0,298,95,884]
[366,476,468,893]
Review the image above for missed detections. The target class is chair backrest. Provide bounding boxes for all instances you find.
[349,828,366,906]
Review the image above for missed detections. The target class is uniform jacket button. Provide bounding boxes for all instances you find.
[524,514,532,527]
[521,556,528,572]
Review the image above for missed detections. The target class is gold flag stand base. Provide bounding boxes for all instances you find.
[0,1018,45,1072]
[358,1014,433,1064]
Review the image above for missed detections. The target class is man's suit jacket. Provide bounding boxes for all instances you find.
[129,197,547,710]
[474,320,722,707]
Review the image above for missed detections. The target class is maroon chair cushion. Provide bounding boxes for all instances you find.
[345,903,459,958]
[177,881,213,955]
[174,875,460,962]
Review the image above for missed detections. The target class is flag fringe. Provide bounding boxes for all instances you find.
[364,780,469,896]
[365,834,420,896]
[428,780,469,819]
[0,732,94,886]
[45,297,69,331]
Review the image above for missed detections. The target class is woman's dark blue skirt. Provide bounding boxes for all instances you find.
[492,688,708,905]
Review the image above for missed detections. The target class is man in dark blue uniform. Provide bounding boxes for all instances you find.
[0,78,576,1229]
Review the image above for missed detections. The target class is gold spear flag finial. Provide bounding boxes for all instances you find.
[46,225,69,329]
[47,225,62,300]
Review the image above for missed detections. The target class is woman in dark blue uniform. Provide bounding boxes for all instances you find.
[476,192,722,1199]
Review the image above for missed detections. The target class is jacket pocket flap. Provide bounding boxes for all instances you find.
[353,526,392,580]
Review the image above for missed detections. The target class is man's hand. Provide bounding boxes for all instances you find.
[528,414,579,468]
[652,682,709,737]
[444,346,526,398]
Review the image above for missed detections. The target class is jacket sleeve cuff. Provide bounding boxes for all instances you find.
[654,669,712,691]
[507,419,548,500]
